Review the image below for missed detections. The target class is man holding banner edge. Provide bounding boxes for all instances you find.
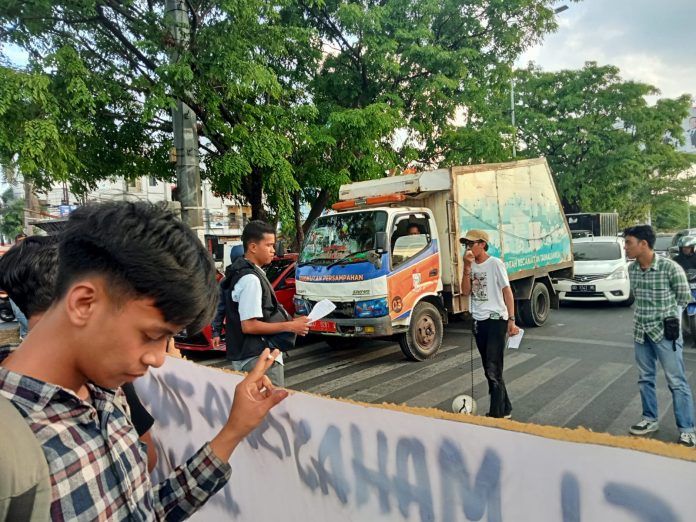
[0,202,288,520]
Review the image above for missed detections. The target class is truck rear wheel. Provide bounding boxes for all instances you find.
[398,302,443,361]
[518,281,550,327]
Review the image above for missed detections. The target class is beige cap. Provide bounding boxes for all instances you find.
[459,229,490,244]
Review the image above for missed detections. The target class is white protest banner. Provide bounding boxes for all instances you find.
[135,357,695,522]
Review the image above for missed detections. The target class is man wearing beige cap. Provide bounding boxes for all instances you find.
[460,230,518,418]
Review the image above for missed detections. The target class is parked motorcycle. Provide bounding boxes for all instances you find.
[682,269,696,345]
[0,290,16,322]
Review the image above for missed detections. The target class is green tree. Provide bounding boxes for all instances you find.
[509,62,696,224]
[0,188,25,242]
[653,198,696,231]
[283,0,571,245]
[1,0,569,232]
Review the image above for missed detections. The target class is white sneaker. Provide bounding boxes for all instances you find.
[629,419,659,436]
[678,432,696,448]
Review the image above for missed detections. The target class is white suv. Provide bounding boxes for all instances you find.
[553,236,633,306]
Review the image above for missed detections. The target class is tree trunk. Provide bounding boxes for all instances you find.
[292,190,304,252]
[561,198,580,214]
[242,167,267,222]
[302,188,330,234]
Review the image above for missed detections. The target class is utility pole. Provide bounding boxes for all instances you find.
[165,0,202,229]
[510,72,516,158]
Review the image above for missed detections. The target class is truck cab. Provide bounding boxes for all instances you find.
[294,205,444,360]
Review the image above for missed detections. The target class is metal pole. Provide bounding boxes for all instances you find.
[511,73,516,158]
[203,181,210,233]
[689,199,691,229]
[165,0,202,229]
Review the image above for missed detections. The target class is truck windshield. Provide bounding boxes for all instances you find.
[300,211,388,265]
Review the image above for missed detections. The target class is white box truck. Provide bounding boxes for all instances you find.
[294,158,574,360]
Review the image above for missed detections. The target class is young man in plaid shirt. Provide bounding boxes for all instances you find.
[0,201,288,520]
[623,224,696,447]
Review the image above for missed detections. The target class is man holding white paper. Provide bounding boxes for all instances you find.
[460,230,518,419]
[219,220,310,386]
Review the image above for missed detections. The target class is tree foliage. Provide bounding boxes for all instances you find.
[652,197,696,232]
[0,187,25,240]
[0,0,566,235]
[510,62,696,224]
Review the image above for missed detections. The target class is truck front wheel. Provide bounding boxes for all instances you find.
[518,281,550,327]
[398,302,443,361]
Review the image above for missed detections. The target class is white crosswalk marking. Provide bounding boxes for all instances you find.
[286,343,403,388]
[477,356,581,416]
[305,344,460,396]
[528,362,633,426]
[406,352,536,408]
[606,371,694,436]
[347,345,474,402]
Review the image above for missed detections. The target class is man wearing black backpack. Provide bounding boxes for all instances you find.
[220,220,310,385]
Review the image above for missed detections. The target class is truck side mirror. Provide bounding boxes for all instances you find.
[374,232,387,253]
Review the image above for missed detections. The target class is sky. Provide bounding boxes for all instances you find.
[519,0,695,103]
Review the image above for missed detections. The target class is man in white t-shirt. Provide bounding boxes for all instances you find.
[460,229,519,418]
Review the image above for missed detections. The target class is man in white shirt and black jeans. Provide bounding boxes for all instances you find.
[460,230,519,419]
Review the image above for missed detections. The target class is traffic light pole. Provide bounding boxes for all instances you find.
[165,0,202,228]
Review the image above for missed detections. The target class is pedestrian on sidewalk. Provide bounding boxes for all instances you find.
[460,229,518,418]
[623,224,696,448]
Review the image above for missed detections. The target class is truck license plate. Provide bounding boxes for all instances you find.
[311,320,337,333]
[571,284,596,292]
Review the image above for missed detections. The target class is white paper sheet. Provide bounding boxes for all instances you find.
[508,328,524,349]
[307,299,336,323]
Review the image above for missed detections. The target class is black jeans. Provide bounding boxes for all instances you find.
[473,318,512,418]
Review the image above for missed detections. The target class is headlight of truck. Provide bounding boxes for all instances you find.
[293,296,309,315]
[606,267,628,280]
[355,297,389,318]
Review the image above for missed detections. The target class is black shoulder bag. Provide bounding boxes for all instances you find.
[663,316,680,351]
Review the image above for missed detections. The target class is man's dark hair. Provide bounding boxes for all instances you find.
[56,201,218,333]
[623,225,656,249]
[242,220,275,252]
[0,235,60,318]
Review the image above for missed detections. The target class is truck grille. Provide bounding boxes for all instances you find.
[307,299,355,319]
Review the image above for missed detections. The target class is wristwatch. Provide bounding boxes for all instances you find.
[507,317,515,322]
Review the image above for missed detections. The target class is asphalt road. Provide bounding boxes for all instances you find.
[187,301,696,447]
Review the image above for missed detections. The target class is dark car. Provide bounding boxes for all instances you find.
[174,253,298,354]
[654,233,673,258]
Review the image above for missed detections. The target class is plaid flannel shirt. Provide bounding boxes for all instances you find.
[0,345,231,521]
[628,254,691,343]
